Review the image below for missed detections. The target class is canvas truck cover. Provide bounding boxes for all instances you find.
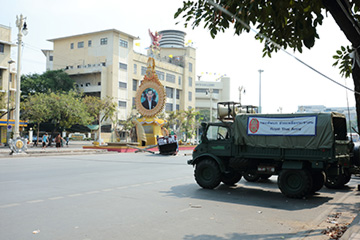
[234,112,345,149]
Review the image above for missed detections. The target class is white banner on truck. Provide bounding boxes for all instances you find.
[247,116,317,136]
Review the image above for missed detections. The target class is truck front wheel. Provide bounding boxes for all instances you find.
[278,169,313,198]
[195,159,222,189]
[221,170,242,186]
[243,169,260,182]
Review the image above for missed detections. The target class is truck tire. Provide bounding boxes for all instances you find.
[278,169,313,198]
[221,170,242,186]
[195,159,221,189]
[310,172,325,193]
[243,169,260,182]
[324,174,346,189]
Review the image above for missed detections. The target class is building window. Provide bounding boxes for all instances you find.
[100,38,108,45]
[101,62,106,66]
[188,91,192,101]
[70,43,74,49]
[176,104,180,111]
[165,103,173,112]
[188,77,192,87]
[78,41,84,48]
[176,90,180,99]
[49,56,53,61]
[118,101,127,107]
[156,71,164,80]
[178,76,181,85]
[134,64,137,74]
[133,79,138,91]
[120,39,128,48]
[98,82,101,86]
[141,66,147,75]
[88,40,92,47]
[213,89,219,94]
[189,62,193,72]
[119,63,127,70]
[0,43,4,53]
[166,87,174,98]
[119,82,127,88]
[85,82,91,87]
[166,73,176,83]
[132,97,136,108]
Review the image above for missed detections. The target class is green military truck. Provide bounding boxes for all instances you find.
[188,102,360,198]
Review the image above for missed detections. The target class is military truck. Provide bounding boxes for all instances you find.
[188,102,360,198]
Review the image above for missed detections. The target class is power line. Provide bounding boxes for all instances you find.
[206,0,360,95]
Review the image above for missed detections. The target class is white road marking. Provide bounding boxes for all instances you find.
[26,199,44,204]
[67,193,83,197]
[48,196,65,200]
[0,203,20,208]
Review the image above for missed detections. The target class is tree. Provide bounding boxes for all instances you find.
[47,91,92,133]
[21,92,52,145]
[175,0,360,130]
[21,70,75,99]
[179,108,200,142]
[83,96,117,140]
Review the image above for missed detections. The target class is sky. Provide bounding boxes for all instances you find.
[1,0,354,114]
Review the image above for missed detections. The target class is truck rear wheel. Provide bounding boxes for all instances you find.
[195,159,221,189]
[278,169,313,198]
[324,174,346,189]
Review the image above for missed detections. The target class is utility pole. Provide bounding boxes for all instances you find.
[6,60,15,145]
[238,86,245,105]
[258,69,264,113]
[206,89,213,122]
[14,14,28,139]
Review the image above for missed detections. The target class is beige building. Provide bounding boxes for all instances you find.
[195,77,231,121]
[0,24,18,144]
[45,29,196,123]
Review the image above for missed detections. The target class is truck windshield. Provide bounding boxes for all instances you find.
[206,125,229,141]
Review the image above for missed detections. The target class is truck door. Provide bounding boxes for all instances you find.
[206,125,232,157]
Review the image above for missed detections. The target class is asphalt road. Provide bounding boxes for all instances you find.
[0,152,359,240]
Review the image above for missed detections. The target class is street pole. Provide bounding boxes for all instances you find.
[14,14,28,139]
[6,60,15,145]
[258,69,264,113]
[206,89,213,122]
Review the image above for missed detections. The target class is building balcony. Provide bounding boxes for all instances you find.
[77,85,102,93]
[65,64,104,75]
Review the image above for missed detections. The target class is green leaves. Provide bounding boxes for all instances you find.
[174,0,324,56]
[21,70,75,99]
[332,45,353,78]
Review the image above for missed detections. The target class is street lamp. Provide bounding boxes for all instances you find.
[258,69,264,113]
[6,60,15,146]
[14,14,28,139]
[206,88,213,122]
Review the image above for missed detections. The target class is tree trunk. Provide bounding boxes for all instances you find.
[322,0,360,131]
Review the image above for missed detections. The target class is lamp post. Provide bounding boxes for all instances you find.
[6,60,15,146]
[206,88,213,122]
[258,69,264,113]
[14,14,28,139]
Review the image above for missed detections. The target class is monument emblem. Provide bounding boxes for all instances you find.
[133,30,167,146]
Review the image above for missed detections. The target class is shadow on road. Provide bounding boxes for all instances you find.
[182,229,324,240]
[162,179,337,211]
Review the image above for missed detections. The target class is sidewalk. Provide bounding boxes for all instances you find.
[0,141,107,157]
